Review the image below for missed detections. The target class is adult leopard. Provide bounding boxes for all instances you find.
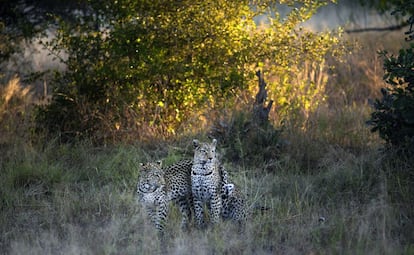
[191,138,223,227]
[136,160,193,233]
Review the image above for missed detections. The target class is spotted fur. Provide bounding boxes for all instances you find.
[136,160,193,233]
[191,139,223,227]
[221,183,247,226]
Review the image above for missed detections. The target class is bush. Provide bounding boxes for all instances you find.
[368,45,414,151]
[210,110,282,166]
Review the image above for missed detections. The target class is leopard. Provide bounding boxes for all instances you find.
[191,138,224,227]
[221,182,247,227]
[136,159,193,233]
[218,165,247,226]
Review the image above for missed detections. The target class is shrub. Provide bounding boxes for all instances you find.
[367,45,414,151]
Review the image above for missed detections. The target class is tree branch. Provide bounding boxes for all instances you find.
[345,22,408,33]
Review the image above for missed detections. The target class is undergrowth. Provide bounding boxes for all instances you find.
[1,103,413,254]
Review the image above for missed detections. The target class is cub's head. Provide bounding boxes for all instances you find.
[192,138,217,165]
[136,160,165,196]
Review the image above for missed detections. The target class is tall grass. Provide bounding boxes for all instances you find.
[2,139,410,254]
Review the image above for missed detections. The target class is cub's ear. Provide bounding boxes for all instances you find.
[223,183,235,195]
[212,138,217,147]
[193,139,200,148]
[156,160,162,167]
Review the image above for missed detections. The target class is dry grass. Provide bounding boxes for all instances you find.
[326,31,406,107]
[1,138,411,254]
[0,77,35,146]
[1,100,413,254]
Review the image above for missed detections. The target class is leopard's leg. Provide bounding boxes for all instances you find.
[221,200,230,220]
[147,202,168,235]
[193,198,205,228]
[208,193,222,225]
[176,196,192,229]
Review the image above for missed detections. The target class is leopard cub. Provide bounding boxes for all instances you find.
[221,182,247,226]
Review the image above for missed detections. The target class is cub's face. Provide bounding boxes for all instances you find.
[192,139,217,165]
[137,161,165,196]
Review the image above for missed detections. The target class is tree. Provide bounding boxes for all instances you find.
[355,0,414,39]
[0,0,86,71]
[35,0,341,143]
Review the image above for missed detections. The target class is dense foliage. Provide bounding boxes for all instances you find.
[368,46,414,150]
[30,0,340,143]
[368,0,414,151]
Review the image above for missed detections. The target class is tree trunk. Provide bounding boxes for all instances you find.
[252,70,273,125]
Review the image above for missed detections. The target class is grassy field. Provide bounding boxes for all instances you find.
[1,32,414,254]
[1,110,413,254]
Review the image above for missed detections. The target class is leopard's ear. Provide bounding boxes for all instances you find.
[193,139,200,148]
[156,160,162,167]
[224,183,235,195]
[139,162,147,171]
[212,138,217,147]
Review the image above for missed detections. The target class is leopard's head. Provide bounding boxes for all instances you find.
[192,138,217,166]
[136,160,165,197]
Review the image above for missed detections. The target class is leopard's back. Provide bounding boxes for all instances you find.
[164,159,193,201]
